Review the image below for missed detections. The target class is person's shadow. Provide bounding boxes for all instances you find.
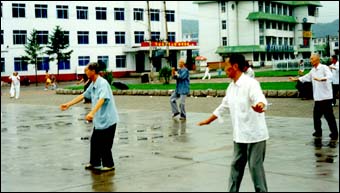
[91,170,116,192]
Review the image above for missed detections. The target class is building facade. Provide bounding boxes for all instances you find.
[195,1,321,67]
[1,1,198,83]
[313,35,339,57]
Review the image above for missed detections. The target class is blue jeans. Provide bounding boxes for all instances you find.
[170,92,187,118]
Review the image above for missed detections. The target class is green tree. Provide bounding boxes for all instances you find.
[22,29,43,86]
[159,65,172,84]
[45,26,73,79]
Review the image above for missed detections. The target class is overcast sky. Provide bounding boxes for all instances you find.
[179,1,339,23]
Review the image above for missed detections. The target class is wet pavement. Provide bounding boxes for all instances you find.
[1,82,339,192]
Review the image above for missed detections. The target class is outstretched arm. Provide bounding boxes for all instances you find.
[197,114,218,126]
[60,94,85,111]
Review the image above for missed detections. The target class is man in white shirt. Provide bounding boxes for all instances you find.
[329,55,339,107]
[198,54,268,192]
[289,53,338,148]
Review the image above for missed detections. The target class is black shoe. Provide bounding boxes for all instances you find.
[314,137,322,147]
[172,112,179,118]
[312,132,322,138]
[179,117,186,121]
[327,140,338,148]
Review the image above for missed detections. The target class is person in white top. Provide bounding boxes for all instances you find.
[329,55,339,106]
[198,54,268,192]
[243,60,255,78]
[202,64,211,80]
[9,71,20,99]
[289,53,338,148]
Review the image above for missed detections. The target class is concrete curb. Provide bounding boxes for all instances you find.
[55,88,299,98]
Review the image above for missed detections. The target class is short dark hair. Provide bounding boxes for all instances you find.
[87,62,102,74]
[331,55,338,61]
[229,54,247,72]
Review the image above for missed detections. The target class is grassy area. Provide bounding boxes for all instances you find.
[66,70,302,91]
[191,70,310,79]
[67,82,297,91]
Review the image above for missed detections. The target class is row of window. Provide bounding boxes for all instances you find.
[1,55,127,73]
[220,36,295,47]
[1,30,176,45]
[5,3,175,22]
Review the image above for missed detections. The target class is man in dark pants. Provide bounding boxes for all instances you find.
[198,54,269,192]
[290,53,338,148]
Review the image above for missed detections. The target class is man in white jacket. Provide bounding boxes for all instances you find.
[198,54,268,192]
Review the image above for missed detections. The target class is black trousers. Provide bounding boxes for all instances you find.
[313,100,338,140]
[90,123,117,167]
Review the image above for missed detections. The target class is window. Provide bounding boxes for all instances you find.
[134,8,143,21]
[266,21,270,29]
[12,3,25,18]
[1,58,5,72]
[97,31,107,44]
[258,1,263,12]
[13,30,27,44]
[271,3,276,14]
[14,57,28,71]
[222,37,227,46]
[78,31,89,44]
[150,9,160,21]
[37,57,49,70]
[78,56,90,66]
[259,36,264,45]
[151,32,160,41]
[58,58,70,70]
[63,31,69,44]
[168,32,175,42]
[56,5,68,19]
[97,56,108,69]
[77,6,88,19]
[116,55,126,68]
[134,31,144,43]
[96,7,106,20]
[115,32,125,44]
[221,1,226,13]
[114,8,124,20]
[35,4,47,18]
[37,31,49,44]
[166,10,175,22]
[222,20,226,30]
[1,30,3,45]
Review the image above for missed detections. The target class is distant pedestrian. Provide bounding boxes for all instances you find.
[77,73,92,103]
[60,62,119,171]
[298,59,305,76]
[9,71,20,99]
[202,64,211,80]
[243,60,255,78]
[170,59,190,120]
[45,70,51,90]
[289,53,338,148]
[198,54,269,192]
[329,55,339,106]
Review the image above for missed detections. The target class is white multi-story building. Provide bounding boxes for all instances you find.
[1,1,198,83]
[313,35,339,57]
[195,1,321,67]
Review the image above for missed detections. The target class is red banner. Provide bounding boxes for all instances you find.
[141,41,197,47]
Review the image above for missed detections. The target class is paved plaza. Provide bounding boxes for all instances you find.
[1,80,339,192]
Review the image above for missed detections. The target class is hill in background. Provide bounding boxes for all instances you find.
[312,19,339,38]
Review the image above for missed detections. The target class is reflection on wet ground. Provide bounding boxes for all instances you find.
[1,103,339,192]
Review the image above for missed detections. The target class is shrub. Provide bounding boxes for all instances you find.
[158,66,172,84]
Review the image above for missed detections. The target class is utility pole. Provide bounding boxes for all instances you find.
[147,1,154,82]
[163,1,170,66]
